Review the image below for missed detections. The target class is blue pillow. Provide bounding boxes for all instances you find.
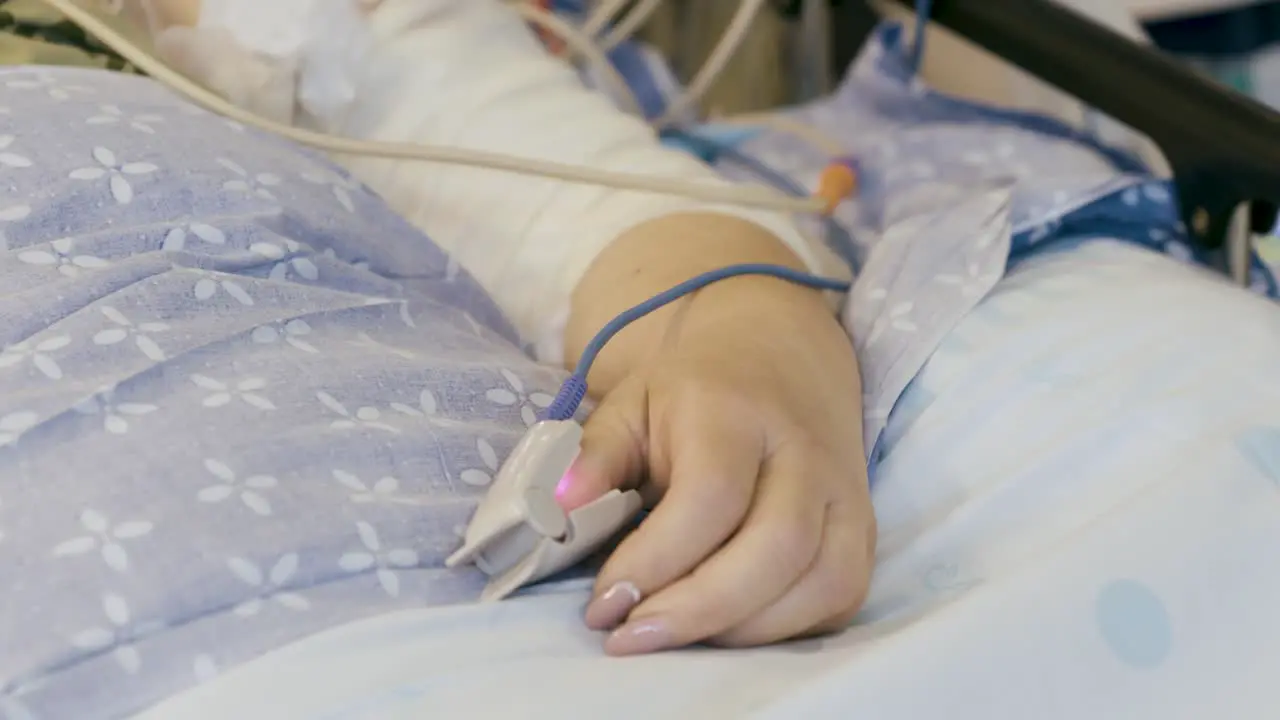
[0,67,566,719]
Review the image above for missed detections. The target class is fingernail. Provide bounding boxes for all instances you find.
[554,467,575,505]
[605,617,672,656]
[555,463,597,511]
[584,581,642,630]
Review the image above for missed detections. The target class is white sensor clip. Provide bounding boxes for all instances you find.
[446,420,643,602]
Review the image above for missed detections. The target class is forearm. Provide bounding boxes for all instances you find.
[566,212,845,395]
[155,0,841,353]
[336,0,847,357]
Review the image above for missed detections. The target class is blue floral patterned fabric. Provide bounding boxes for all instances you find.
[0,67,573,719]
[706,24,1279,460]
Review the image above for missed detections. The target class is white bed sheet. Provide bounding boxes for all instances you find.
[135,238,1280,719]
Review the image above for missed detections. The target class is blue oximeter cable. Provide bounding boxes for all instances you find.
[542,36,898,422]
[542,263,851,421]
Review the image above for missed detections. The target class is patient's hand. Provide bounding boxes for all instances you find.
[560,212,874,655]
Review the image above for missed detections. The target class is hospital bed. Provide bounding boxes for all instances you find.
[2,1,1280,718]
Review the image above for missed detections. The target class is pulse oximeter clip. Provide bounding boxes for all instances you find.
[449,264,851,601]
[446,420,643,602]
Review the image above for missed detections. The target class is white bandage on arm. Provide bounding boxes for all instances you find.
[183,0,846,361]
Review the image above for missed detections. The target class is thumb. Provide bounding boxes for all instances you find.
[557,378,649,512]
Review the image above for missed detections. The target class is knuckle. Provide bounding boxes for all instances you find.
[703,474,754,517]
[598,538,665,595]
[766,521,822,573]
[822,567,871,620]
[665,370,758,418]
[705,628,758,649]
[811,602,863,638]
[816,551,874,621]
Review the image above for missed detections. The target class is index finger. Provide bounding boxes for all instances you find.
[584,398,765,630]
[559,378,649,512]
[605,446,826,655]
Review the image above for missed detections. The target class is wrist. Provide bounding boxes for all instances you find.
[565,211,841,394]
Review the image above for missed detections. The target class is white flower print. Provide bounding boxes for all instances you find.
[0,203,30,252]
[193,655,220,684]
[1143,183,1171,204]
[1164,240,1195,264]
[0,679,43,720]
[191,269,254,306]
[363,295,396,309]
[935,262,998,298]
[226,554,310,616]
[5,72,92,100]
[69,146,158,204]
[69,594,162,675]
[321,247,370,272]
[0,204,29,222]
[864,302,917,349]
[460,438,501,487]
[199,459,278,516]
[0,335,70,379]
[93,306,168,361]
[250,239,294,258]
[87,104,163,134]
[18,237,110,277]
[338,521,420,598]
[300,167,360,213]
[863,287,887,304]
[0,411,37,447]
[162,223,226,251]
[72,386,158,434]
[252,240,319,282]
[1121,187,1141,206]
[219,158,281,199]
[190,374,276,410]
[1150,227,1192,264]
[52,509,153,572]
[0,135,32,168]
[350,331,416,360]
[1025,221,1054,244]
[268,255,320,282]
[485,369,553,426]
[391,388,440,419]
[333,470,422,506]
[317,392,401,433]
[251,319,318,353]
